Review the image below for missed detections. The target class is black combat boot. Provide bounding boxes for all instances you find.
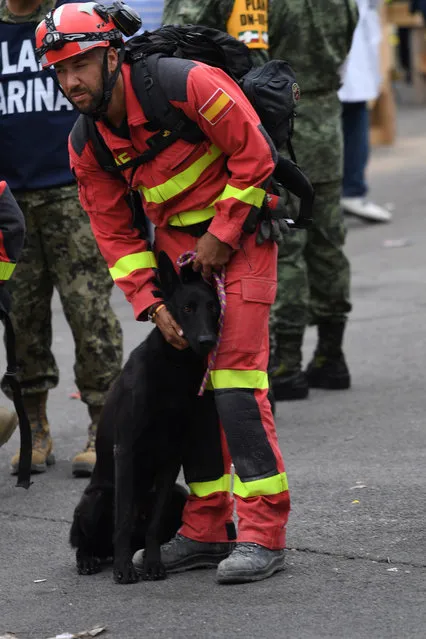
[305,321,350,390]
[269,334,309,401]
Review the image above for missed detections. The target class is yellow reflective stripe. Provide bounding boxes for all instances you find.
[168,206,216,227]
[209,369,269,390]
[217,184,265,208]
[234,472,288,498]
[0,261,16,280]
[139,144,223,204]
[109,251,157,281]
[188,474,231,497]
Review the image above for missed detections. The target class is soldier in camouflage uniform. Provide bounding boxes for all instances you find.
[162,0,269,66]
[0,0,123,476]
[268,0,357,401]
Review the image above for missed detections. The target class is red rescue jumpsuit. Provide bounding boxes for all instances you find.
[0,181,25,285]
[70,58,290,549]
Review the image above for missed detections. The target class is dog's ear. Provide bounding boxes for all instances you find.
[179,263,203,285]
[157,251,180,298]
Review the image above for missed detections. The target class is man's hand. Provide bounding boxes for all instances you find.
[153,306,188,350]
[193,232,233,279]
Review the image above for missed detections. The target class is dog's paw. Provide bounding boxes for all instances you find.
[141,559,167,581]
[113,560,139,584]
[77,555,102,576]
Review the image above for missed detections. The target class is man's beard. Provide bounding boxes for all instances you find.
[68,86,104,115]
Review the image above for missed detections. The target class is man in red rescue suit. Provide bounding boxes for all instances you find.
[36,2,290,584]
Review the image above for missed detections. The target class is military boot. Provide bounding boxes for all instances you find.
[305,321,351,390]
[10,392,55,474]
[71,404,102,477]
[269,334,309,401]
[0,407,18,447]
[133,533,234,575]
[216,542,286,584]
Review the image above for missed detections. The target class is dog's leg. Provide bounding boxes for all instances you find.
[113,442,138,584]
[141,461,181,581]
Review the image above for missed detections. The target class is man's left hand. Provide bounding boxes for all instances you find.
[193,232,233,279]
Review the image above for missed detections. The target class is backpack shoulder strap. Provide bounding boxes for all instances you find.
[130,54,204,144]
[70,115,120,176]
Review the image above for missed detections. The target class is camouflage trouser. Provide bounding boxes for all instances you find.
[1,184,123,406]
[270,180,352,369]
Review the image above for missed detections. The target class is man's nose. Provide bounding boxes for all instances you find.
[60,71,80,92]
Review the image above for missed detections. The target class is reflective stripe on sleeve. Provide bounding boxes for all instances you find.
[109,251,157,281]
[0,261,16,281]
[217,184,265,208]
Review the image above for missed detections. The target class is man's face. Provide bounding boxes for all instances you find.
[54,48,107,114]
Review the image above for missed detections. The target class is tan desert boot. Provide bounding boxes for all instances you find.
[10,392,55,474]
[0,407,18,447]
[71,404,103,477]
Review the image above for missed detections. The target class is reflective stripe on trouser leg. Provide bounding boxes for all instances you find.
[179,390,234,542]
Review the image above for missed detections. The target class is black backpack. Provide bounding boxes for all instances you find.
[75,24,300,175]
[72,25,313,231]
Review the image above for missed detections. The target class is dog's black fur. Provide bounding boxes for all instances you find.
[69,251,221,584]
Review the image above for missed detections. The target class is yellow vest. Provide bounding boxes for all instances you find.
[226,0,268,50]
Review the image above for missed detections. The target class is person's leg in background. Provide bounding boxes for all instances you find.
[341,101,392,223]
[269,216,310,401]
[305,180,352,389]
[2,190,58,474]
[40,184,123,477]
[0,407,18,448]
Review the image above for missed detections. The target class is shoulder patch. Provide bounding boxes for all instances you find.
[198,89,235,125]
[155,57,196,102]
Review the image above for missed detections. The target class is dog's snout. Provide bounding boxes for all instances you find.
[198,334,216,351]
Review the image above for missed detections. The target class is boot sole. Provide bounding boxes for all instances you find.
[72,462,95,478]
[216,556,286,584]
[307,376,351,390]
[10,452,55,476]
[135,550,232,575]
[272,385,309,401]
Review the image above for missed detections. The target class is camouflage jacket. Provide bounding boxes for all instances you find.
[0,0,55,23]
[269,0,358,183]
[269,0,358,94]
[162,0,269,66]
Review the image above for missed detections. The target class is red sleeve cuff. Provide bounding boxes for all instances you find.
[207,217,242,250]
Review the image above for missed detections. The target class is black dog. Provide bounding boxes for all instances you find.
[70,251,221,584]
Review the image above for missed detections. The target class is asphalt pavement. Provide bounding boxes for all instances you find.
[1,103,426,639]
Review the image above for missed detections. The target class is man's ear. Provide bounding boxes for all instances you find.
[157,251,180,299]
[107,46,119,73]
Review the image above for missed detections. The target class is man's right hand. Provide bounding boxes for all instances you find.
[153,306,188,350]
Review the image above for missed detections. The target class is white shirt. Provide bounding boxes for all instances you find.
[338,0,382,103]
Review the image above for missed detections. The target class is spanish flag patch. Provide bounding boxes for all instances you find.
[198,89,235,125]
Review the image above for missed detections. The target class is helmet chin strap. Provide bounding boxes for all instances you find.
[90,46,126,120]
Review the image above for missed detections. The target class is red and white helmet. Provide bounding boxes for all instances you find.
[35,2,126,68]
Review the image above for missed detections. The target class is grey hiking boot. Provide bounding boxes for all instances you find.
[216,542,286,584]
[133,533,233,575]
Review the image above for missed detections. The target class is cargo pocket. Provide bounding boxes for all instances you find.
[235,277,277,354]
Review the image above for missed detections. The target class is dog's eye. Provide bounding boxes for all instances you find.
[183,304,193,314]
[207,301,217,313]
